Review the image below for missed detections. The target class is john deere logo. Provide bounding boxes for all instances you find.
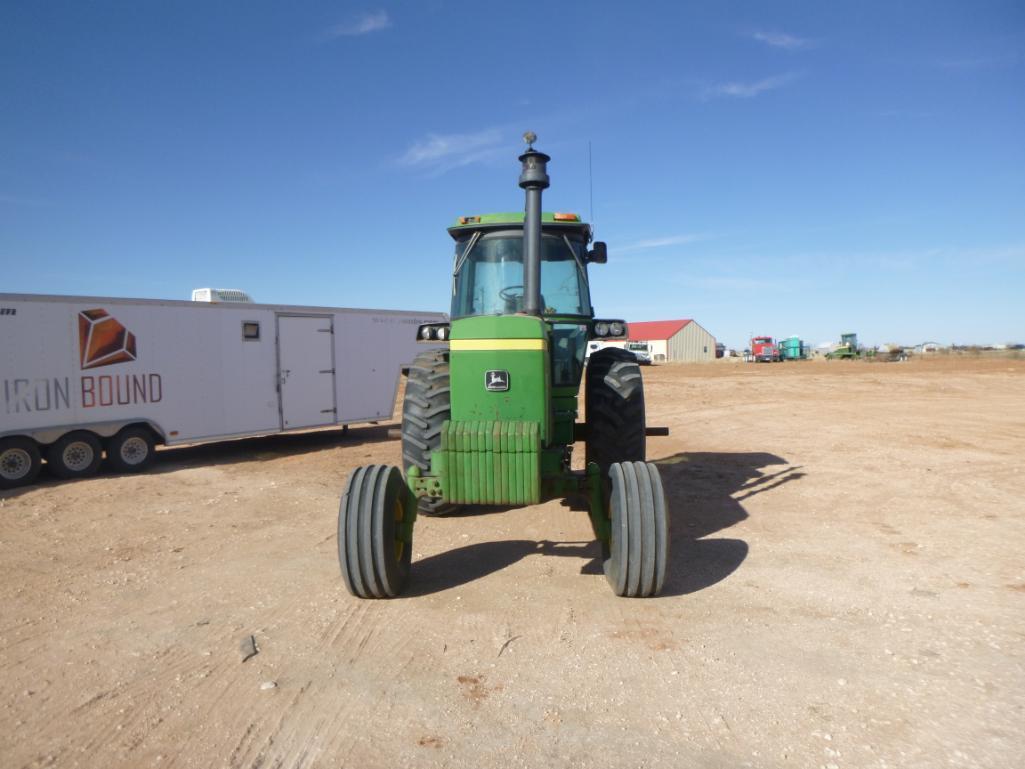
[79,308,137,369]
[485,370,509,392]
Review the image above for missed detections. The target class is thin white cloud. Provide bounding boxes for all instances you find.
[397,128,506,174]
[328,10,391,38]
[617,234,708,253]
[750,30,813,51]
[704,73,797,99]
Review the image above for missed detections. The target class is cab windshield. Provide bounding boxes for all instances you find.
[451,231,592,319]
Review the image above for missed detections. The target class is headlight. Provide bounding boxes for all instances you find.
[594,322,610,337]
[609,321,625,337]
[420,326,433,340]
[436,326,447,341]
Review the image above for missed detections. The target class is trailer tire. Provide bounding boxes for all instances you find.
[402,348,459,516]
[47,431,103,480]
[107,426,156,473]
[338,464,412,598]
[0,436,42,490]
[603,461,668,597]
[586,348,646,477]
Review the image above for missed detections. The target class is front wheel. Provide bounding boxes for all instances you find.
[603,461,669,597]
[338,465,413,598]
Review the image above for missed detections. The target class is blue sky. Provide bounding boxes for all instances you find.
[2,1,1023,348]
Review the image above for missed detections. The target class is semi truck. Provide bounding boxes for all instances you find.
[750,336,780,362]
[0,292,444,488]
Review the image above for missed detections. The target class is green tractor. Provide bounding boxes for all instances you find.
[826,332,860,360]
[337,134,669,599]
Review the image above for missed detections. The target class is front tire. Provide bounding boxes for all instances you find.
[603,461,669,597]
[586,348,646,476]
[402,349,458,516]
[338,465,412,598]
[0,437,42,490]
[47,431,103,480]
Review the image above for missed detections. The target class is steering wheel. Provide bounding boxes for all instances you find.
[499,285,524,302]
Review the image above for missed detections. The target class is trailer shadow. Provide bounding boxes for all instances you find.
[148,424,395,473]
[0,425,397,501]
[405,451,804,598]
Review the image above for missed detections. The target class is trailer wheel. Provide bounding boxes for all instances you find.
[338,464,412,598]
[603,461,668,597]
[46,431,103,480]
[586,348,646,476]
[107,427,156,473]
[402,348,459,516]
[0,437,42,490]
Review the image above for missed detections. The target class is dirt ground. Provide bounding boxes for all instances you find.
[2,356,1023,769]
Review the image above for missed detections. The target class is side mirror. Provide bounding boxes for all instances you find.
[587,241,607,264]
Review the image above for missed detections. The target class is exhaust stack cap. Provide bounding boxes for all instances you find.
[518,132,550,190]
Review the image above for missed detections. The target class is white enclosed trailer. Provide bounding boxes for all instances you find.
[0,293,444,488]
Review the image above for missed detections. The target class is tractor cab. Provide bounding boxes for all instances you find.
[448,213,600,387]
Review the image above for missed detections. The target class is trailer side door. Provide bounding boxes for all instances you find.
[276,315,336,429]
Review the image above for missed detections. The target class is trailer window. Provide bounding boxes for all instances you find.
[242,321,260,340]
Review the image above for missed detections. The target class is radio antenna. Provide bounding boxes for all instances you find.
[588,140,595,236]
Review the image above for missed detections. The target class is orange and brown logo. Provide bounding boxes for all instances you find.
[78,309,137,370]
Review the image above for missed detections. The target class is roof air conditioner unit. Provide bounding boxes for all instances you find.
[191,288,253,303]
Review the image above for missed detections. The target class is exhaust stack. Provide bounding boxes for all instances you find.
[518,132,549,316]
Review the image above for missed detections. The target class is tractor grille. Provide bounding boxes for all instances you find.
[436,420,541,505]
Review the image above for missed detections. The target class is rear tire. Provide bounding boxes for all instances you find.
[603,461,669,597]
[402,349,459,516]
[47,431,102,480]
[0,437,42,490]
[338,465,412,598]
[586,348,646,476]
[106,426,156,473]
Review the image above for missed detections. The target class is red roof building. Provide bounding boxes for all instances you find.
[627,319,692,342]
[625,318,716,362]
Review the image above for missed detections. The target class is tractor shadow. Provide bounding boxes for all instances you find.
[406,452,804,597]
[651,451,804,597]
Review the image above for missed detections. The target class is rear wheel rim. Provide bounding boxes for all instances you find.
[0,448,31,480]
[62,441,94,472]
[120,436,149,465]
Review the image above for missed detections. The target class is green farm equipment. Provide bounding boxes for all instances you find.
[779,336,807,360]
[337,134,670,599]
[826,332,860,360]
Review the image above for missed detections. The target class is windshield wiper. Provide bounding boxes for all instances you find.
[562,234,589,273]
[452,231,481,276]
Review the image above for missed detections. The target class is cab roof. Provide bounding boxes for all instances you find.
[447,211,592,241]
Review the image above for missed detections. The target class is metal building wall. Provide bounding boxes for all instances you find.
[667,321,716,362]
